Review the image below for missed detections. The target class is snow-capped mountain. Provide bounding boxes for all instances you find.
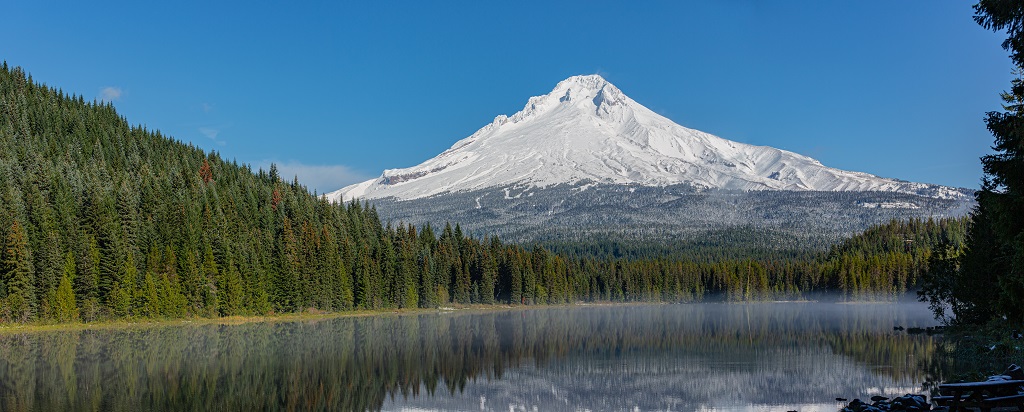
[330,74,962,202]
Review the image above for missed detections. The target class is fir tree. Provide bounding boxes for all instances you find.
[925,0,1024,324]
[52,271,79,322]
[1,221,35,321]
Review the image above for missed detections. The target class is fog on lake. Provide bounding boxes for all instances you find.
[0,302,943,411]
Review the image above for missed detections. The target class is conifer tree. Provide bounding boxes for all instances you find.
[201,244,219,316]
[219,259,243,316]
[929,0,1024,324]
[478,250,496,304]
[75,233,100,319]
[199,158,214,184]
[1,221,35,321]
[140,271,160,318]
[108,254,137,318]
[52,270,79,322]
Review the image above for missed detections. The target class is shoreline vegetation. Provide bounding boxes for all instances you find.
[0,298,920,335]
[0,303,550,335]
[0,307,434,335]
[931,323,1024,378]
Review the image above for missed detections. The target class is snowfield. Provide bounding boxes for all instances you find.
[330,75,966,202]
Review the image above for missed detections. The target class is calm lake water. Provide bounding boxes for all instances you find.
[0,302,942,412]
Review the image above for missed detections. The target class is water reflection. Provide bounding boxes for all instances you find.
[0,303,940,411]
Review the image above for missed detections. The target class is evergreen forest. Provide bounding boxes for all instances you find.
[0,63,968,324]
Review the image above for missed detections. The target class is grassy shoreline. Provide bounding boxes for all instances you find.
[0,304,522,335]
[932,322,1024,380]
[0,299,924,335]
[0,302,659,335]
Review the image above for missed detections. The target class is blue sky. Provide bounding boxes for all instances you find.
[2,1,1011,193]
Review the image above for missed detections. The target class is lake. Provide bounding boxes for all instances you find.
[0,302,942,412]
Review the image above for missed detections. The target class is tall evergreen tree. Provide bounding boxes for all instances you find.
[1,221,35,321]
[52,270,78,323]
[929,0,1024,324]
[201,244,219,316]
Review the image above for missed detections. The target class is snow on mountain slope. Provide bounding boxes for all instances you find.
[329,75,963,202]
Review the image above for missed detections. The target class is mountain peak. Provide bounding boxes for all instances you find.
[330,76,965,202]
[550,75,624,103]
[555,74,610,91]
[508,74,631,124]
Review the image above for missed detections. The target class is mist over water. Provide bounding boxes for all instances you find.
[0,302,941,412]
[386,302,941,412]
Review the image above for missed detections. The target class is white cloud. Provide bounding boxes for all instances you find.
[201,102,213,113]
[198,127,226,146]
[260,161,370,195]
[199,127,219,139]
[99,86,122,102]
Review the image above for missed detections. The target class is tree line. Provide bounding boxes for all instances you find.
[0,63,965,324]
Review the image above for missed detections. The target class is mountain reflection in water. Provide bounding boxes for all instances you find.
[0,303,939,412]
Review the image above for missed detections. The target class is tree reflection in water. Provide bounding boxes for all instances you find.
[0,303,942,411]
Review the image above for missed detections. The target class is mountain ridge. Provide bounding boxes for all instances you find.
[330,74,966,202]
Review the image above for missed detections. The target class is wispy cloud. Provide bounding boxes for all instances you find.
[99,86,122,102]
[259,161,371,195]
[201,102,214,113]
[199,127,227,146]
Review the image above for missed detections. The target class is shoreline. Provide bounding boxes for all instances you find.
[0,304,518,335]
[0,299,922,335]
[0,302,641,335]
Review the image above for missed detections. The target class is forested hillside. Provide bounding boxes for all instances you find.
[369,183,971,250]
[0,64,968,324]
